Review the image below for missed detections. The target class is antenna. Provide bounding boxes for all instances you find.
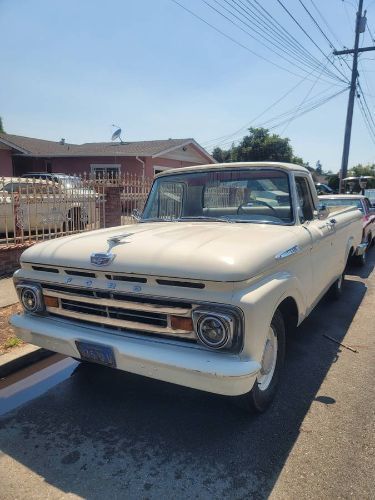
[111,124,124,143]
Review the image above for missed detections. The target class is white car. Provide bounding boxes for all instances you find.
[10,162,363,412]
[0,177,96,235]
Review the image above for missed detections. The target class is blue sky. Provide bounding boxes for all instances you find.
[1,0,374,172]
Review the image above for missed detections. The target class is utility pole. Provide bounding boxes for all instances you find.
[334,0,364,192]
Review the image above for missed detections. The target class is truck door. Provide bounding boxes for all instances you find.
[295,175,336,303]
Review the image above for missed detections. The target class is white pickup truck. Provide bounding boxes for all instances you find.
[10,162,363,412]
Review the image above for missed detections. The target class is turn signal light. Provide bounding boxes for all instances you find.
[170,316,193,332]
[44,295,59,308]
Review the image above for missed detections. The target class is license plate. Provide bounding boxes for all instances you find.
[75,341,116,368]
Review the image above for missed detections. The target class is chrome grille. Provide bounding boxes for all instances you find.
[41,283,196,341]
[61,298,168,327]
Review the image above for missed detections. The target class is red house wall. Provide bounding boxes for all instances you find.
[0,148,13,176]
[13,155,207,178]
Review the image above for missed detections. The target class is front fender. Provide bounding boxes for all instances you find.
[232,272,305,363]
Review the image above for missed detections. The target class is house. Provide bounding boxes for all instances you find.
[0,133,215,178]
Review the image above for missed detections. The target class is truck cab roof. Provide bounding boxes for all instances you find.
[155,162,309,178]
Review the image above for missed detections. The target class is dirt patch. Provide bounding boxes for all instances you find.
[0,304,23,355]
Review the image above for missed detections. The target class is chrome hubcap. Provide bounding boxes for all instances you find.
[258,326,278,391]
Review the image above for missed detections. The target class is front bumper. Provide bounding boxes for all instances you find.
[355,242,367,256]
[10,313,260,396]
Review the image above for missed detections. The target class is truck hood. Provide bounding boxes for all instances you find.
[21,222,299,282]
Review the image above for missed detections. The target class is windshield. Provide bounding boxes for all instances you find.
[142,169,293,224]
[322,198,364,213]
[54,175,82,189]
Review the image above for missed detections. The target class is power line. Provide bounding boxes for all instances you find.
[276,0,350,82]
[202,56,345,149]
[297,0,352,81]
[309,0,344,48]
[228,0,339,81]
[210,86,348,149]
[201,0,343,83]
[356,92,375,145]
[280,59,331,134]
[170,0,339,82]
[358,81,375,131]
[249,0,329,67]
[267,87,348,132]
[298,0,336,49]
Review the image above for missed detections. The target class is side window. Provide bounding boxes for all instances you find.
[295,177,314,222]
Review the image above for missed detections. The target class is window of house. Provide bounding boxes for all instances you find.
[91,164,121,179]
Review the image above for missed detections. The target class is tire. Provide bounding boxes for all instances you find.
[237,309,285,413]
[329,272,345,300]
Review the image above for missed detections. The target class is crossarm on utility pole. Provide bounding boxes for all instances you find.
[333,46,375,55]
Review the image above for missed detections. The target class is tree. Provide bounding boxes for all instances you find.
[0,117,5,134]
[327,174,340,191]
[212,127,305,165]
[211,146,231,163]
[348,164,375,189]
[349,163,375,178]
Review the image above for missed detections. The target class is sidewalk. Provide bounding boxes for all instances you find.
[0,278,18,308]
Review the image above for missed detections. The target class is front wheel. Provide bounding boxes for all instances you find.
[237,309,285,413]
[329,273,345,300]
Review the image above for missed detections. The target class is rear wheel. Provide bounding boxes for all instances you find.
[354,251,366,267]
[237,309,285,413]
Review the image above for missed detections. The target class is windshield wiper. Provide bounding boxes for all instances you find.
[177,216,234,223]
[235,219,283,225]
[140,216,234,223]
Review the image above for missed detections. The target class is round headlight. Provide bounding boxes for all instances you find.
[196,315,229,348]
[20,286,43,313]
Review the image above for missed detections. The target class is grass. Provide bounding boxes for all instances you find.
[4,336,22,350]
[0,303,24,354]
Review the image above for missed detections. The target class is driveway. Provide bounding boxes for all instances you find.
[0,253,374,499]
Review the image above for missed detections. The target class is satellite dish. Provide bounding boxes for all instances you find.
[111,127,122,142]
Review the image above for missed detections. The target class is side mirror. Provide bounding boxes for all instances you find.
[316,204,328,219]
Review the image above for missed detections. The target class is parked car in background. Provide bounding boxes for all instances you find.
[11,162,363,413]
[365,188,375,207]
[315,183,335,195]
[319,194,375,266]
[0,177,96,236]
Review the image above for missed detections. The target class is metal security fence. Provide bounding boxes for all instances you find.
[120,173,153,224]
[0,173,152,247]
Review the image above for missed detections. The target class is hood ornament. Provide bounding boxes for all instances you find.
[107,232,134,245]
[90,252,115,266]
[90,233,134,266]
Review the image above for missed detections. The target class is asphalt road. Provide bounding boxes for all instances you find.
[0,253,374,500]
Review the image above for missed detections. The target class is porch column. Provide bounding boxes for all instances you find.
[102,186,122,228]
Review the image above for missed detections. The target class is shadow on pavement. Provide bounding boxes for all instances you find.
[0,253,373,499]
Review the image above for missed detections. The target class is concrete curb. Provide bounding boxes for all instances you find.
[0,344,53,378]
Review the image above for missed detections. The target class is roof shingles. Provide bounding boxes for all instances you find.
[0,133,195,157]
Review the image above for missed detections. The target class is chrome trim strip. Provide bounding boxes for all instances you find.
[47,306,195,339]
[275,245,302,260]
[42,289,192,316]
